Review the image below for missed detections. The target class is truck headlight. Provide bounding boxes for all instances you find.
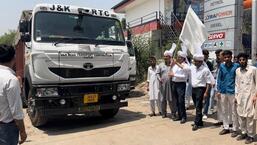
[36,88,59,97]
[117,83,130,92]
[129,76,136,81]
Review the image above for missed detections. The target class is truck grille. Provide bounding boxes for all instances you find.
[49,67,120,78]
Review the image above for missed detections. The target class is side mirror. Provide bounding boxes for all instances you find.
[21,34,31,42]
[19,20,29,33]
[121,18,126,30]
[126,41,135,56]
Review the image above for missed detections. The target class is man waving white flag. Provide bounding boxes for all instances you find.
[179,6,208,55]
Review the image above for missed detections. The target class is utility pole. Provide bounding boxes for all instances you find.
[235,0,244,56]
[252,0,257,65]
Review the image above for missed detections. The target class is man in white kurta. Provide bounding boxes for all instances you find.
[159,51,173,118]
[147,56,161,116]
[235,53,257,144]
[213,49,224,125]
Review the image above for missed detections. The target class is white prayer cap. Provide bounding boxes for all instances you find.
[178,51,187,58]
[164,50,173,57]
[193,54,204,61]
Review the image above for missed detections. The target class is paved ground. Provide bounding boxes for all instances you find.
[23,84,256,145]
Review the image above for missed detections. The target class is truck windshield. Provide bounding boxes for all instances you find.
[34,12,125,45]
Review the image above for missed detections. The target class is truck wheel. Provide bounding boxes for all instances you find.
[99,108,119,118]
[28,106,48,127]
[22,97,28,108]
[22,79,30,108]
[22,87,28,108]
[27,91,48,127]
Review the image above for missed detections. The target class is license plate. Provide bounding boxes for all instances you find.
[84,94,98,104]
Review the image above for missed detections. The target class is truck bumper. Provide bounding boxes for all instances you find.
[37,101,128,116]
[29,81,130,117]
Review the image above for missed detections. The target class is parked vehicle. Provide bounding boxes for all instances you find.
[15,4,132,127]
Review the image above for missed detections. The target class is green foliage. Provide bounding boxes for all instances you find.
[132,36,151,83]
[0,30,16,45]
[161,38,178,50]
[160,38,181,58]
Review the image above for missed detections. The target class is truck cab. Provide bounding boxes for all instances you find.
[15,4,131,127]
[126,40,136,89]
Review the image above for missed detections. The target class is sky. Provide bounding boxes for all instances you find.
[0,0,122,35]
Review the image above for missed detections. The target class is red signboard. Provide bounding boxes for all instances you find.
[208,32,225,40]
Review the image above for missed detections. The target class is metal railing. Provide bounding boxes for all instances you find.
[127,11,159,28]
[159,12,178,39]
[125,10,184,44]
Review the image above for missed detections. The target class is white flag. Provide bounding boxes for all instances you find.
[179,6,208,55]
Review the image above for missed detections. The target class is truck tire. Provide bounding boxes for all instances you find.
[28,108,48,127]
[22,97,28,108]
[27,91,48,127]
[22,87,28,108]
[22,79,30,108]
[99,108,119,118]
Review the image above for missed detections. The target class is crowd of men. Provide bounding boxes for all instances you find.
[147,49,257,144]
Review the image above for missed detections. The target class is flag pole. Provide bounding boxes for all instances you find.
[172,39,181,58]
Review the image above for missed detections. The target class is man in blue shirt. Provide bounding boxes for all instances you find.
[217,50,240,137]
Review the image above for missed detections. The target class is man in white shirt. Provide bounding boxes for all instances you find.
[190,54,212,131]
[0,45,27,145]
[169,51,190,124]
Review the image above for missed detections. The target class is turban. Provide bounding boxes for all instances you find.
[193,54,204,61]
[178,51,187,58]
[164,50,173,57]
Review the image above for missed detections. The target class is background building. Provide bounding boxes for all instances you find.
[112,0,204,57]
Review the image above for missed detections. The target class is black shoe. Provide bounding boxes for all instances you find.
[219,129,230,135]
[149,113,156,117]
[171,114,177,119]
[173,117,181,121]
[198,123,204,127]
[231,131,239,138]
[180,118,186,124]
[245,136,254,144]
[192,122,203,126]
[237,133,247,141]
[192,125,198,131]
[162,114,167,118]
[213,122,223,126]
[158,112,162,116]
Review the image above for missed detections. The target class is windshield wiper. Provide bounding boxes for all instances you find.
[53,37,90,46]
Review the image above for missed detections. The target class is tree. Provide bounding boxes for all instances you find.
[0,30,16,45]
[132,36,151,83]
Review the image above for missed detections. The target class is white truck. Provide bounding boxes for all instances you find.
[126,40,136,89]
[15,4,132,127]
